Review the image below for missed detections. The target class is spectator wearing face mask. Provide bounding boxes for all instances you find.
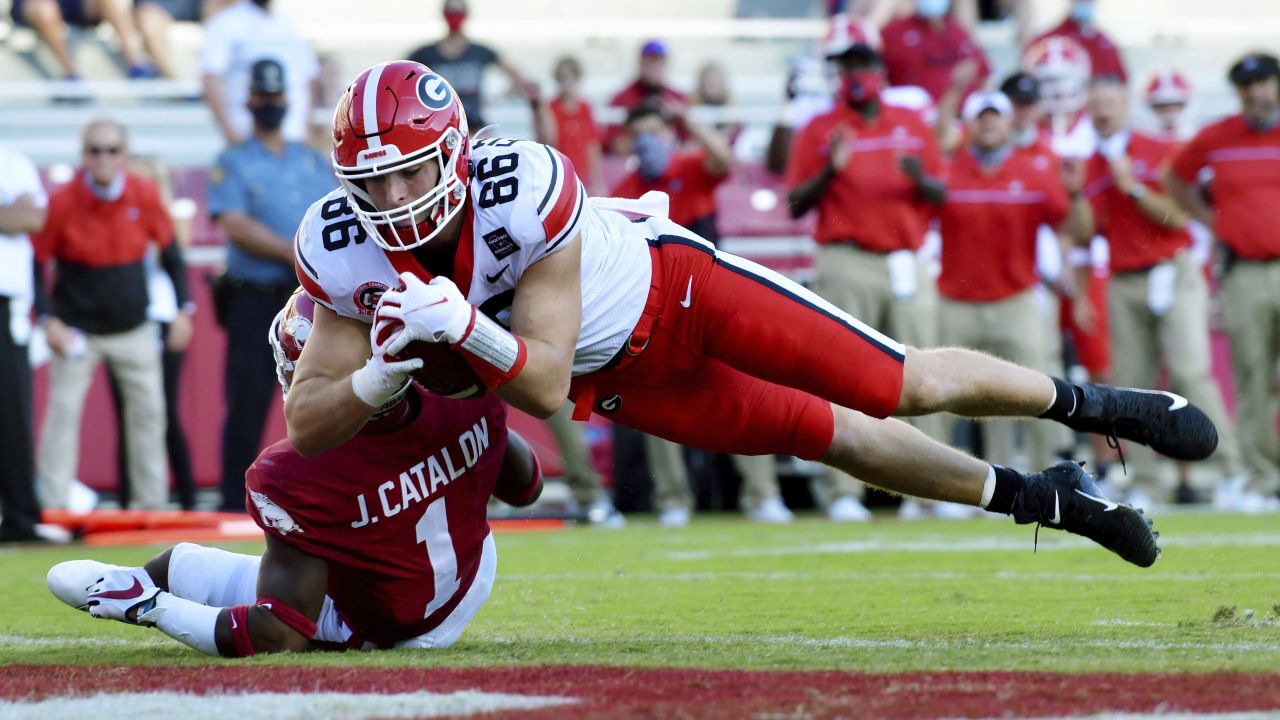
[611,102,731,244]
[207,59,336,512]
[879,0,990,105]
[784,25,947,522]
[604,40,689,155]
[407,0,535,132]
[1027,0,1126,82]
[609,103,790,527]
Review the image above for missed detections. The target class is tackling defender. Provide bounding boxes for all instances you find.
[47,289,542,655]
[288,61,1218,567]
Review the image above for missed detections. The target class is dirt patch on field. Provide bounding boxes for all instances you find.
[2,664,1278,719]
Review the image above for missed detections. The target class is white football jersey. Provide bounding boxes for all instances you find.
[295,138,652,375]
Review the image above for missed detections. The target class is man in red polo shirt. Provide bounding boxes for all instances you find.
[880,0,990,105]
[1027,0,1126,82]
[935,90,1090,472]
[1083,76,1242,510]
[785,33,947,521]
[1166,53,1280,512]
[33,118,175,510]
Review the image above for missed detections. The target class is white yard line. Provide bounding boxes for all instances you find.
[0,691,578,720]
[503,569,1280,583]
[664,533,1280,561]
[476,633,1280,655]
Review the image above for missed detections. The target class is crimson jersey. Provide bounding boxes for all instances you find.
[245,386,508,647]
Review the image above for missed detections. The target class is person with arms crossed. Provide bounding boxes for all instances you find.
[47,288,543,655]
[290,61,1219,571]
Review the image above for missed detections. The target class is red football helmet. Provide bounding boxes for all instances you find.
[332,60,471,251]
[1022,36,1091,117]
[269,287,316,397]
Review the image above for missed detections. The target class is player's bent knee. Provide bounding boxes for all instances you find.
[143,546,178,590]
[898,348,950,415]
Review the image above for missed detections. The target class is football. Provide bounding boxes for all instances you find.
[393,339,486,399]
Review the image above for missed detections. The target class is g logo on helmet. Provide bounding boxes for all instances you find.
[417,73,454,111]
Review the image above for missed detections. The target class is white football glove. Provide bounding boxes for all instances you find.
[349,315,424,408]
[376,272,475,356]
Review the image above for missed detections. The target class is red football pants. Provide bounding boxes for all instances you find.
[569,234,906,460]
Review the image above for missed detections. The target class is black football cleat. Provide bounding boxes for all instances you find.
[1061,385,1218,462]
[1011,461,1160,568]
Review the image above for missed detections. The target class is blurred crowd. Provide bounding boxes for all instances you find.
[2,0,1280,542]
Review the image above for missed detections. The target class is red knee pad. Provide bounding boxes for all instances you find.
[227,604,254,657]
[258,596,317,640]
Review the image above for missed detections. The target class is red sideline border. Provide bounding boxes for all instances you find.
[2,665,1278,719]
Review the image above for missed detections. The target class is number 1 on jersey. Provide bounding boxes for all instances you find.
[416,497,461,618]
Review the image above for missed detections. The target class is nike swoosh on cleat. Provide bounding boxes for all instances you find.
[1125,387,1189,411]
[88,577,143,601]
[1074,489,1119,511]
[1049,491,1061,525]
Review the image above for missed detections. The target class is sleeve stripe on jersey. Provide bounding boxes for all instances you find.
[536,145,562,215]
[546,179,585,253]
[293,230,332,305]
[296,233,321,280]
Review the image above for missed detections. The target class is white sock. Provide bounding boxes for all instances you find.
[168,542,261,607]
[143,591,223,656]
[978,465,997,509]
[1044,385,1057,414]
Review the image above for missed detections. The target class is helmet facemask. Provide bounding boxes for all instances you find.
[335,121,469,252]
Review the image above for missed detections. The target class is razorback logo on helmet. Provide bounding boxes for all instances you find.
[417,72,454,111]
[354,281,390,316]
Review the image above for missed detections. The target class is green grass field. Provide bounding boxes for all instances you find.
[3,511,1278,673]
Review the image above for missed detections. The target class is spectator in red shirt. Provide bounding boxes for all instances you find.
[1080,76,1242,510]
[784,35,947,521]
[609,103,788,526]
[604,40,689,155]
[610,103,731,244]
[879,0,990,104]
[532,56,604,195]
[32,118,178,511]
[935,90,1091,472]
[1027,0,1127,82]
[1166,53,1280,511]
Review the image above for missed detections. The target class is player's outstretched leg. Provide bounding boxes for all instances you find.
[693,244,1218,461]
[821,406,1160,567]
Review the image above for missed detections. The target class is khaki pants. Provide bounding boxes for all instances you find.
[1218,256,1280,495]
[544,401,605,506]
[813,244,945,500]
[38,321,168,509]
[647,436,779,513]
[938,289,1061,470]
